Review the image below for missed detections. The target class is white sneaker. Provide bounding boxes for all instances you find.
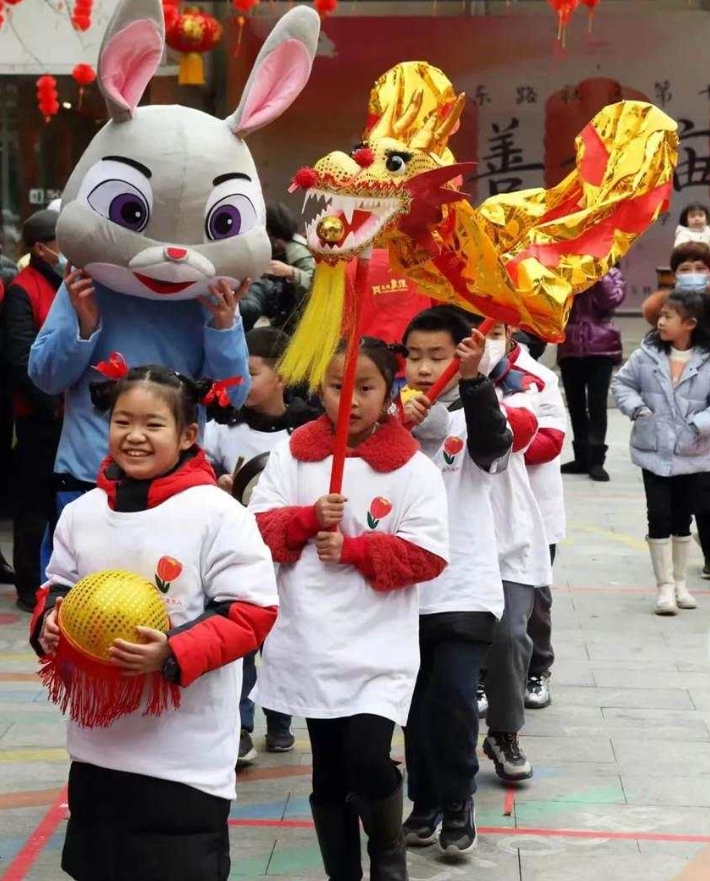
[525,674,551,709]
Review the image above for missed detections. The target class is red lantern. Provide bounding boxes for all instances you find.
[36,75,59,124]
[72,63,96,107]
[72,0,92,32]
[231,0,259,58]
[314,0,337,19]
[581,0,600,33]
[547,0,578,47]
[166,6,224,86]
[162,0,179,30]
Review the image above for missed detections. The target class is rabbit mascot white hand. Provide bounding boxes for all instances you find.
[29,0,320,510]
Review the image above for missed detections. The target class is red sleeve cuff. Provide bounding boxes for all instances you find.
[341,535,368,568]
[285,505,321,549]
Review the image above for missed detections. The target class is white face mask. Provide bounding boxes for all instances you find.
[478,338,507,376]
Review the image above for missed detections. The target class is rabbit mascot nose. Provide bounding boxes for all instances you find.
[28,0,320,504]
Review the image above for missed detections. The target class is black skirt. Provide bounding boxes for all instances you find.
[62,762,231,881]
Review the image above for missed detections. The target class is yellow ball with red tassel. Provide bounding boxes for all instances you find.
[40,569,181,728]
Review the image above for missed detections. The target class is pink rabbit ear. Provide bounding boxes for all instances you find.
[227,6,320,139]
[99,19,163,122]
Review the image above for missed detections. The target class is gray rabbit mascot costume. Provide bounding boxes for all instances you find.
[29,0,320,537]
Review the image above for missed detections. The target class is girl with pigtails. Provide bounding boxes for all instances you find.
[29,360,278,881]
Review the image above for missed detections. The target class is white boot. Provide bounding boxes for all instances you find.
[647,537,678,615]
[672,535,697,610]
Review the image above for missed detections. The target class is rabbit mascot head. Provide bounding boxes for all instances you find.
[57,0,320,301]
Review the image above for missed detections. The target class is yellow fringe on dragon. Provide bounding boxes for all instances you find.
[282,60,678,390]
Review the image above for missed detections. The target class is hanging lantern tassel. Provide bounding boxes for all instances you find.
[581,0,600,33]
[234,14,246,56]
[71,63,96,109]
[232,0,258,55]
[36,75,59,125]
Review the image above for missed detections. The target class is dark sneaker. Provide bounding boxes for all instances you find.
[525,674,551,709]
[476,682,488,719]
[438,797,477,855]
[483,732,533,782]
[237,729,257,766]
[15,596,36,613]
[403,805,441,846]
[265,729,295,752]
[702,561,710,580]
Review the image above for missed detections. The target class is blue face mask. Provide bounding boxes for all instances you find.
[45,247,67,278]
[676,272,709,291]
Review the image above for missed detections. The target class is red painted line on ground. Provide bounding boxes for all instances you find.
[0,613,20,625]
[503,786,515,816]
[0,673,39,682]
[228,818,710,844]
[0,788,61,810]
[1,786,67,881]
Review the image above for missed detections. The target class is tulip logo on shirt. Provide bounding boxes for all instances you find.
[155,556,183,594]
[367,497,393,530]
[443,436,464,465]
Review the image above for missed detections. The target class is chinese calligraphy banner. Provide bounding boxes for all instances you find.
[244,8,706,311]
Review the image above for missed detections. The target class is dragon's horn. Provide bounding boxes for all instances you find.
[393,89,424,137]
[410,112,438,151]
[435,92,466,143]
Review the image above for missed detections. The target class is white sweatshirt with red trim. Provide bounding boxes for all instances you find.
[45,485,278,800]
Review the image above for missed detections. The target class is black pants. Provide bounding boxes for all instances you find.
[405,638,487,808]
[63,762,230,881]
[307,714,399,805]
[12,416,61,602]
[528,545,556,678]
[559,356,614,446]
[642,469,693,538]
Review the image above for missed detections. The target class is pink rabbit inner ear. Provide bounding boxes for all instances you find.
[233,39,312,137]
[100,20,164,117]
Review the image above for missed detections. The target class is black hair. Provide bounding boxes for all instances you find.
[402,305,473,347]
[333,336,407,399]
[646,289,710,353]
[678,203,710,228]
[266,201,298,242]
[246,326,290,365]
[670,241,710,272]
[90,365,214,432]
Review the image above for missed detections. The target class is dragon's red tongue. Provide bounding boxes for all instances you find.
[336,208,372,239]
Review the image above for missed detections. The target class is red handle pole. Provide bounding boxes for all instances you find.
[423,316,496,405]
[329,253,371,495]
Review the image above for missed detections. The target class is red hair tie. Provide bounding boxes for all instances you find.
[94,352,129,379]
[201,377,243,408]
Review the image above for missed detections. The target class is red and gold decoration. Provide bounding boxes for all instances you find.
[36,75,59,124]
[231,0,259,58]
[39,569,181,728]
[72,0,93,32]
[314,0,337,19]
[166,5,224,86]
[71,63,96,107]
[281,61,677,487]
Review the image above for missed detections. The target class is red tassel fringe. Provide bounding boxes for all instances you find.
[39,637,181,729]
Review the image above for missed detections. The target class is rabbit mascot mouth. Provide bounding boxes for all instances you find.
[29,0,320,498]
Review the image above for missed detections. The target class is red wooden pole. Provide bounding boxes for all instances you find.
[423,316,497,405]
[329,251,371,494]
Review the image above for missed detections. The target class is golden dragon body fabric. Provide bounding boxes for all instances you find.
[281,61,677,388]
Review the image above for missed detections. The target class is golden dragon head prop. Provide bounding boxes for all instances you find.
[281,61,678,389]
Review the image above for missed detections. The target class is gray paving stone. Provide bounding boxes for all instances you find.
[552,685,695,709]
[621,775,710,808]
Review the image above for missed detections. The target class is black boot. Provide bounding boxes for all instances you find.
[588,444,610,481]
[310,796,363,881]
[560,441,589,474]
[352,778,408,881]
[0,550,15,585]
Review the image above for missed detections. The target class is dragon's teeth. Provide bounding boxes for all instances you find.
[342,200,355,224]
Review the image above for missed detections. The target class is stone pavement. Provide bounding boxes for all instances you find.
[1,409,710,880]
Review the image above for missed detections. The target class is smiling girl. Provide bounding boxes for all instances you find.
[29,364,278,881]
[249,337,449,881]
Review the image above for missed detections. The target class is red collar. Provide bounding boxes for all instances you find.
[97,448,217,511]
[290,414,419,473]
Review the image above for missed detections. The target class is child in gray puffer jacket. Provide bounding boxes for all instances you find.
[613,290,710,616]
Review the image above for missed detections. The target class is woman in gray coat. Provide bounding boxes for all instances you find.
[612,290,710,615]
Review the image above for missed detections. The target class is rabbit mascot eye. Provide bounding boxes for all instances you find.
[28,0,320,500]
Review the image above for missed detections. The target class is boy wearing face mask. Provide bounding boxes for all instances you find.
[0,210,64,611]
[473,321,552,783]
[400,306,513,855]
